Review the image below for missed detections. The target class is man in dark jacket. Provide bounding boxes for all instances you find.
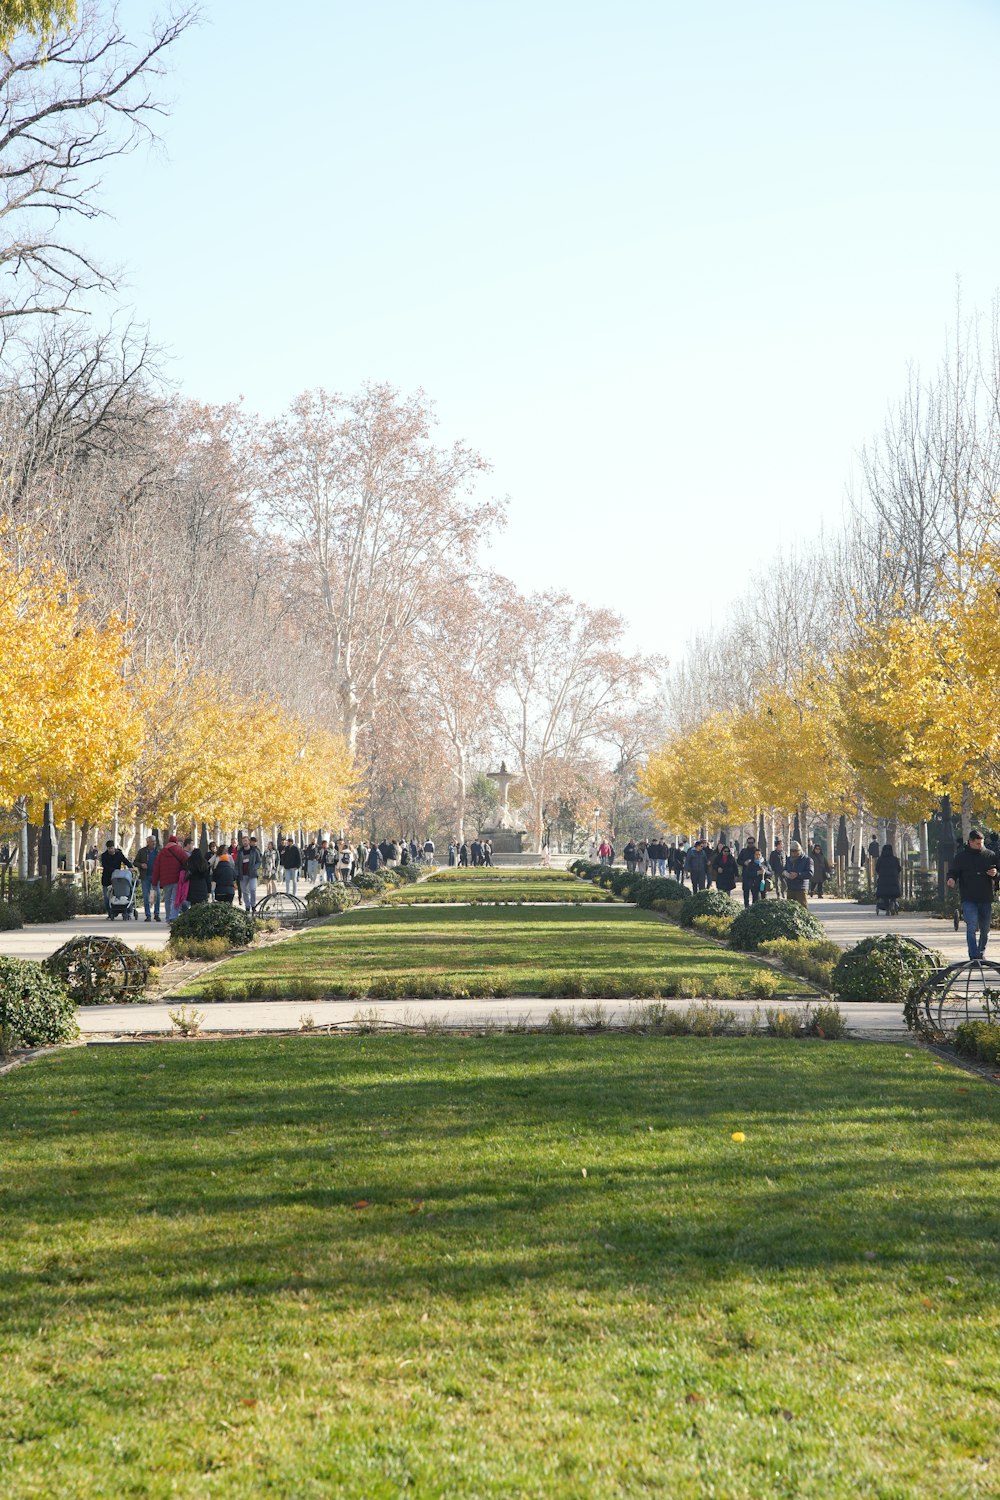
[684,841,709,893]
[279,837,301,895]
[784,840,815,907]
[366,844,383,873]
[134,834,160,922]
[100,840,133,918]
[769,839,786,898]
[948,829,999,960]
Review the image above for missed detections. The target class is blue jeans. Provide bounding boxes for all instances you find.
[962,900,992,960]
[161,882,178,922]
[142,875,160,920]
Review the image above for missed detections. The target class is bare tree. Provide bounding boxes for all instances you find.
[0,2,195,321]
[256,384,501,751]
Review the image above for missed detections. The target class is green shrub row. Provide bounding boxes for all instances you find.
[758,937,841,990]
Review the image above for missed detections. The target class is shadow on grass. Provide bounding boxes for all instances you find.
[1,1037,999,1332]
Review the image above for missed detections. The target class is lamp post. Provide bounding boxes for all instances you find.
[937,794,957,903]
[592,807,600,852]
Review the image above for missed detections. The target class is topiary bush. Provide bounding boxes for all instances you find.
[0,902,23,930]
[305,882,360,916]
[0,957,78,1050]
[632,876,687,908]
[679,889,741,928]
[832,934,938,1005]
[729,899,824,950]
[352,871,389,894]
[954,1019,1000,1064]
[168,903,256,948]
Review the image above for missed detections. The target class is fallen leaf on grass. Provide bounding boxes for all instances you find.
[239,1399,257,1407]
[351,1200,372,1211]
[921,1297,934,1309]
[685,1392,705,1405]
[956,1087,968,1094]
[731,1131,746,1143]
[408,1200,424,1215]
[943,1357,959,1367]
[781,1409,793,1422]
[581,1168,587,1178]
[946,1275,959,1285]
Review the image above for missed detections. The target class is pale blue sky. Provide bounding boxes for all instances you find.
[86,0,1000,660]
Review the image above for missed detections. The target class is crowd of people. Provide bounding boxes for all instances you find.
[599,834,837,908]
[97,832,442,920]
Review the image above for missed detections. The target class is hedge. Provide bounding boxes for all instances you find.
[168,903,256,948]
[679,889,741,928]
[0,957,78,1049]
[833,934,938,1005]
[728,900,824,950]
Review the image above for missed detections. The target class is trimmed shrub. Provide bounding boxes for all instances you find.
[758,936,842,990]
[692,914,735,939]
[305,882,359,916]
[833,934,938,1006]
[352,871,389,894]
[679,889,741,928]
[748,969,780,998]
[168,903,256,948]
[630,876,688,908]
[954,1020,1000,1064]
[650,898,685,920]
[0,902,23,930]
[168,936,230,962]
[0,958,78,1050]
[8,879,77,924]
[729,899,824,951]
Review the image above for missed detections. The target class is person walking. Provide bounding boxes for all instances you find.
[769,838,786,899]
[260,841,279,897]
[459,841,469,867]
[811,842,829,898]
[684,840,709,894]
[947,829,999,960]
[135,834,161,922]
[784,840,814,907]
[423,837,435,866]
[338,841,355,883]
[237,834,261,912]
[448,842,456,866]
[737,837,766,908]
[366,843,383,874]
[100,840,133,919]
[212,848,237,904]
[624,840,638,874]
[483,839,494,867]
[713,844,739,895]
[280,836,302,895]
[875,842,902,916]
[185,845,211,906]
[151,834,187,923]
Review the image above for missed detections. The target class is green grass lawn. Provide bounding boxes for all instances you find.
[177,904,796,1000]
[427,867,579,881]
[1,1036,998,1498]
[386,876,613,904]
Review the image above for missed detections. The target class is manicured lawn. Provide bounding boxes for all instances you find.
[386,876,612,904]
[1,1037,998,1498]
[428,867,579,881]
[176,903,796,999]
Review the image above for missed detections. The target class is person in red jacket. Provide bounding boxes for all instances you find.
[151,834,189,923]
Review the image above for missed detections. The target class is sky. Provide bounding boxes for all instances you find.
[81,0,1000,664]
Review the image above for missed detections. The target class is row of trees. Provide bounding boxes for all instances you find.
[642,297,1000,858]
[1,537,358,867]
[0,2,663,861]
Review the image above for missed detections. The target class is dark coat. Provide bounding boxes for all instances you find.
[948,845,998,904]
[874,851,901,900]
[185,848,211,904]
[713,850,738,892]
[212,855,237,899]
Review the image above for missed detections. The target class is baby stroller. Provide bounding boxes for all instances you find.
[108,866,138,921]
[874,893,900,917]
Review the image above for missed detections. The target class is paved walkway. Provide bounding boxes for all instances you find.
[76,994,908,1037]
[0,914,174,962]
[811,898,970,962]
